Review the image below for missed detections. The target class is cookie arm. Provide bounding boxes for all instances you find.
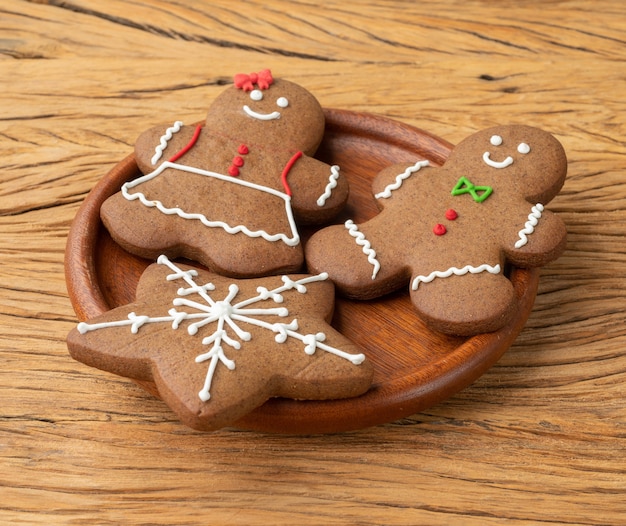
[371,160,432,206]
[284,154,349,224]
[134,122,197,174]
[305,221,409,299]
[504,206,567,267]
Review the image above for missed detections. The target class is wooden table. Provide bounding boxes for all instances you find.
[2,1,624,523]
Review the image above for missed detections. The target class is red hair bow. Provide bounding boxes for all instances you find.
[234,69,274,91]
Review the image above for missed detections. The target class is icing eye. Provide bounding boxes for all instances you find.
[276,96,289,108]
[517,142,530,154]
[250,89,263,101]
[490,135,503,146]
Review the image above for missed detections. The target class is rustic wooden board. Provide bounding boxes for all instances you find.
[3,0,625,523]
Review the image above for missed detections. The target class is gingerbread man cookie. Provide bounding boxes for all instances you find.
[101,69,348,278]
[67,256,373,432]
[305,125,567,335]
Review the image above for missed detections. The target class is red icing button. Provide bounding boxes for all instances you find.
[445,209,458,220]
[433,223,447,236]
[238,144,249,155]
[228,166,240,176]
[233,156,244,167]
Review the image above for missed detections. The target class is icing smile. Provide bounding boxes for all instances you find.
[243,90,289,121]
[243,105,282,121]
[482,135,531,169]
[483,151,514,169]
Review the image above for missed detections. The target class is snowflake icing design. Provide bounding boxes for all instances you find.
[77,255,365,402]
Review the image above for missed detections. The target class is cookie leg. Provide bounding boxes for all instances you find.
[101,193,180,260]
[101,191,303,277]
[409,270,518,335]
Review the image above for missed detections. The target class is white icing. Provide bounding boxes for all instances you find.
[490,135,503,146]
[122,161,300,246]
[514,203,544,248]
[344,220,381,280]
[374,160,430,199]
[483,151,513,169]
[151,121,183,165]
[316,165,340,206]
[517,142,531,154]
[77,256,364,403]
[243,105,281,121]
[411,263,501,290]
[250,89,263,101]
[276,97,289,108]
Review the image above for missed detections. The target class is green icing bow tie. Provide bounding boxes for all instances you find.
[451,176,493,203]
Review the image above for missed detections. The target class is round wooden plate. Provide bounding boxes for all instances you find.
[65,109,538,434]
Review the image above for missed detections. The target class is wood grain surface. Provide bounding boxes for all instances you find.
[1,0,625,524]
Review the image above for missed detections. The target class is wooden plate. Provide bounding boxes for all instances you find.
[65,109,538,434]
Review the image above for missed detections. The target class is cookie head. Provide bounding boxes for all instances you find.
[206,70,325,154]
[447,124,567,203]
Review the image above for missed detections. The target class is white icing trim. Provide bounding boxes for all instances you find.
[316,165,340,206]
[151,121,183,165]
[243,105,281,121]
[122,161,300,246]
[514,203,544,248]
[77,255,365,403]
[483,151,513,169]
[344,220,381,280]
[374,160,430,199]
[411,263,501,290]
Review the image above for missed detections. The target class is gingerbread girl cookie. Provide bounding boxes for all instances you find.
[305,125,567,335]
[67,256,373,431]
[101,69,348,277]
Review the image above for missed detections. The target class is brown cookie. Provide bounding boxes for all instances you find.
[101,69,349,277]
[305,125,568,336]
[66,256,373,431]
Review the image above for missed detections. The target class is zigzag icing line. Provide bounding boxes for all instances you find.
[151,121,184,165]
[122,161,300,246]
[316,165,340,206]
[515,203,544,248]
[411,263,501,290]
[344,220,381,280]
[374,160,430,199]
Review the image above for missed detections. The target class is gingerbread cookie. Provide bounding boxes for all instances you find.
[305,125,567,335]
[101,69,348,277]
[66,256,373,431]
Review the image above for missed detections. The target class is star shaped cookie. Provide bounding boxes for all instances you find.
[67,256,373,431]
